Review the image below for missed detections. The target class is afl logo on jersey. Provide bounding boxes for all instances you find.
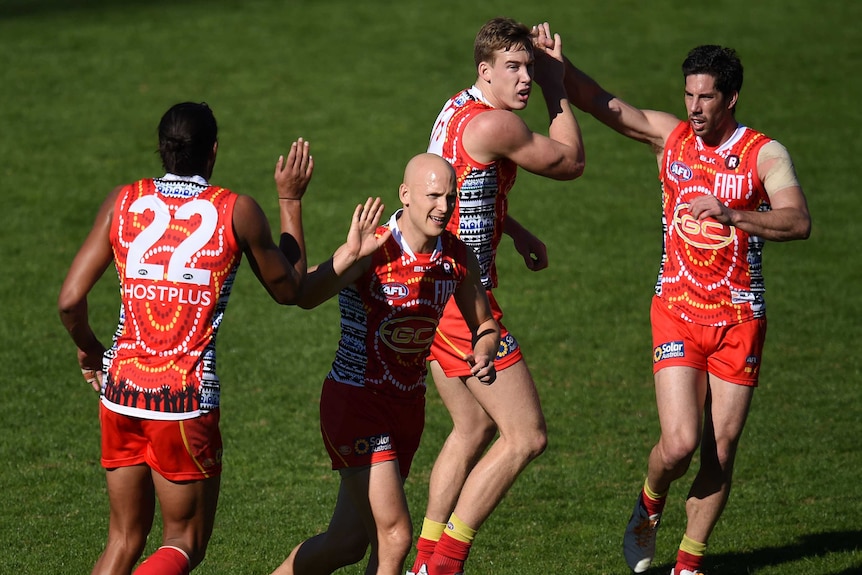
[380,282,409,300]
[672,202,734,250]
[670,161,693,181]
[379,316,438,353]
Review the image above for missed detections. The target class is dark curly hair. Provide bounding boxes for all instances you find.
[157,102,218,176]
[682,45,744,104]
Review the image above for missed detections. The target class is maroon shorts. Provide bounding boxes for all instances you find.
[429,290,522,377]
[99,402,223,481]
[319,379,424,478]
[651,296,767,386]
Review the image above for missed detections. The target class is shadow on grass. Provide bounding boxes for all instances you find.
[645,530,861,574]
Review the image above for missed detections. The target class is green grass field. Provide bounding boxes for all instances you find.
[1,1,860,573]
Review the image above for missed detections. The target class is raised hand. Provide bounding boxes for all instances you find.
[345,197,391,261]
[275,137,314,201]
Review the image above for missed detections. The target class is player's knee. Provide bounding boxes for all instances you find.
[506,426,547,463]
[332,529,371,565]
[658,434,698,468]
[105,531,148,564]
[377,518,413,560]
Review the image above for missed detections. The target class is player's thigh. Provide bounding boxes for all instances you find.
[104,464,156,535]
[704,373,755,447]
[152,472,221,544]
[430,361,494,432]
[654,366,708,447]
[463,359,546,435]
[341,461,409,534]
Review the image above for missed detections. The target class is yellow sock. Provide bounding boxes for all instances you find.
[644,478,667,501]
[679,534,707,556]
[444,513,477,544]
[419,518,446,542]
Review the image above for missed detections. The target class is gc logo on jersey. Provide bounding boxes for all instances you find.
[379,316,438,353]
[654,340,685,363]
[672,202,735,250]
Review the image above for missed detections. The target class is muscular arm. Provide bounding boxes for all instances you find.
[562,56,680,157]
[295,198,391,309]
[234,138,314,304]
[58,185,120,389]
[465,30,585,181]
[453,249,501,384]
[689,141,811,241]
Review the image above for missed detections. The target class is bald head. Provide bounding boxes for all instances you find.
[403,153,456,191]
[396,153,458,251]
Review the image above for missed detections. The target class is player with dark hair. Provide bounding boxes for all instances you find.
[270,153,500,575]
[58,102,314,575]
[408,18,585,575]
[554,39,811,575]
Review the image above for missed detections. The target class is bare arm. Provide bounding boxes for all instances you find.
[559,50,679,157]
[689,141,811,241]
[453,249,501,384]
[465,26,584,181]
[295,197,391,309]
[58,186,120,391]
[234,138,313,304]
[503,214,548,271]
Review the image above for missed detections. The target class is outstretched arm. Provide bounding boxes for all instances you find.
[295,197,391,309]
[58,186,120,391]
[535,25,679,156]
[235,138,313,304]
[453,249,501,384]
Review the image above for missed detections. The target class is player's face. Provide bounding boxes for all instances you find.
[402,175,456,250]
[684,74,738,146]
[482,46,534,111]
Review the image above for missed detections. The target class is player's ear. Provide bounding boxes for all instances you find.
[478,60,492,82]
[727,91,739,111]
[398,183,410,206]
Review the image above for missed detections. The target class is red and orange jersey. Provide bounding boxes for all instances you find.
[328,211,470,399]
[428,87,517,290]
[656,122,772,326]
[103,176,241,420]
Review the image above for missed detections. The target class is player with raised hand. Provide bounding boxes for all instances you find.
[550,31,811,574]
[408,17,585,575]
[270,153,500,575]
[58,102,313,575]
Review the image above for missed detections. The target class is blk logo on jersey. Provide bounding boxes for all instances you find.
[654,340,685,363]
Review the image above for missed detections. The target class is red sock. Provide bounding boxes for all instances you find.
[675,549,704,573]
[427,532,471,575]
[642,487,666,517]
[410,536,438,573]
[133,546,190,575]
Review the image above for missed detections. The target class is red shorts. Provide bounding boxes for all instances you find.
[429,290,522,377]
[651,296,767,386]
[319,379,424,478]
[99,402,223,481]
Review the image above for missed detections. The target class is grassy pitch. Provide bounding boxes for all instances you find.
[1,1,859,573]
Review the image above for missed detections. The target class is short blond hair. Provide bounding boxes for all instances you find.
[474,17,532,67]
